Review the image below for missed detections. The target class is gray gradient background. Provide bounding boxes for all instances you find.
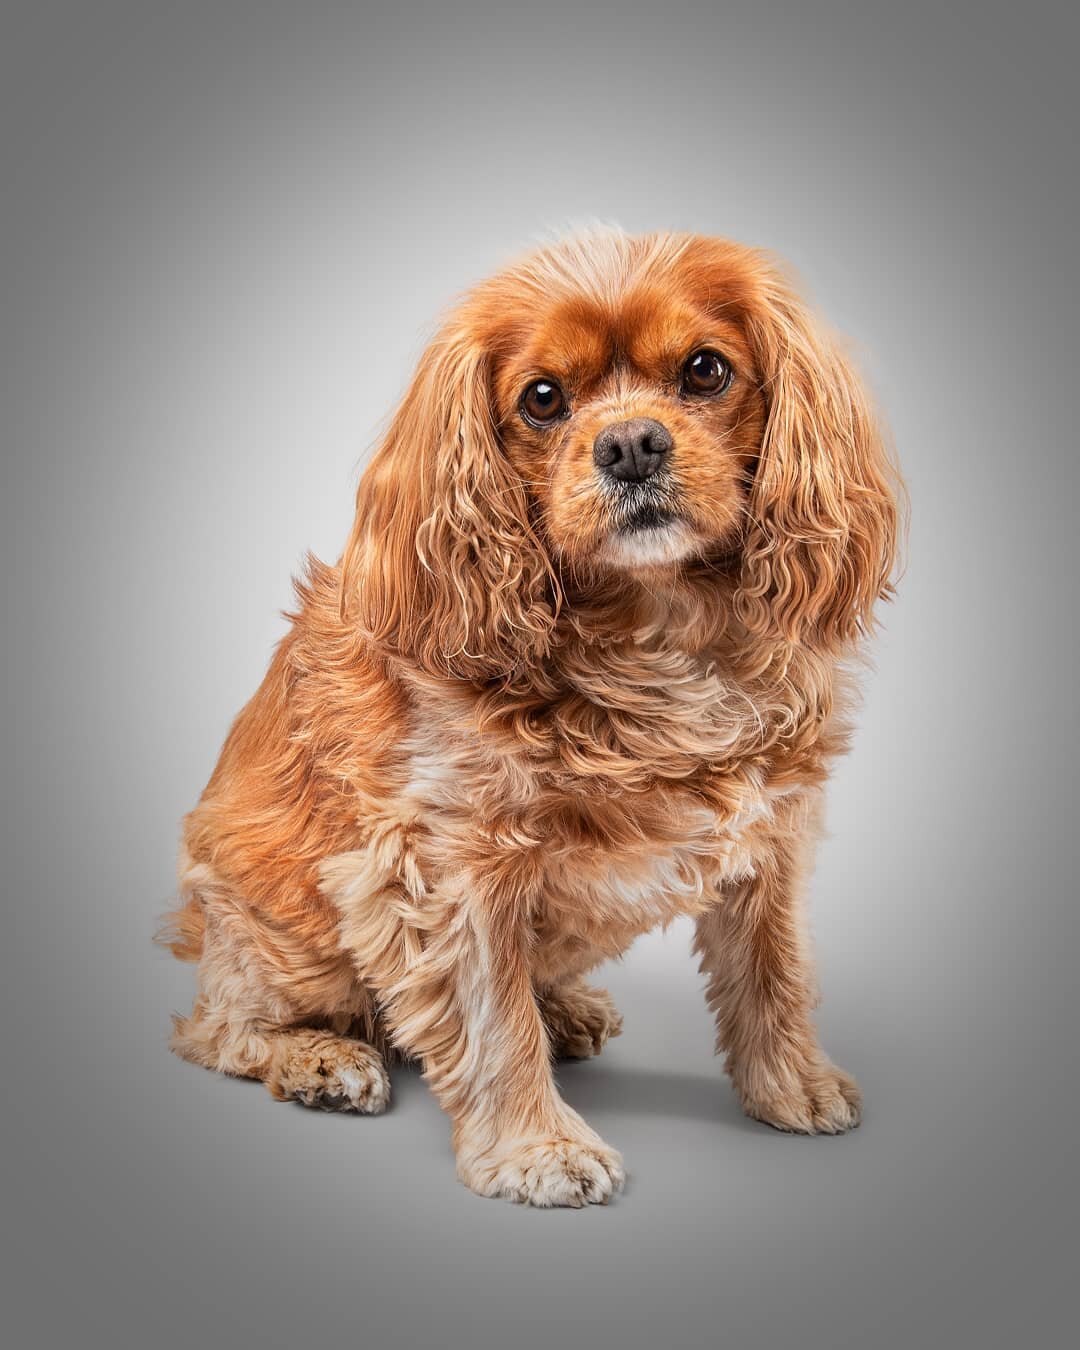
[2,2,1076,1347]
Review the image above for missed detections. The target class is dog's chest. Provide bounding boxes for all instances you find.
[532,787,765,941]
[400,669,777,941]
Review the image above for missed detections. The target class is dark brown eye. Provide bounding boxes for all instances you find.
[682,349,732,396]
[520,379,567,427]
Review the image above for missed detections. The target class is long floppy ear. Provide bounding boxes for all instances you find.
[339,320,558,679]
[736,265,903,649]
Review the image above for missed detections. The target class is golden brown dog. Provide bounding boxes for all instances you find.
[161,228,903,1206]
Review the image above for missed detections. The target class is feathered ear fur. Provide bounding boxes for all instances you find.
[339,319,558,680]
[736,265,903,649]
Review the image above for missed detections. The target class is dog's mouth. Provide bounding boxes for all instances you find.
[609,484,680,536]
[602,491,697,567]
[615,501,677,534]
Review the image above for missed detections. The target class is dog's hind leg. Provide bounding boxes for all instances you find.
[171,1008,391,1114]
[164,861,390,1114]
[537,978,623,1060]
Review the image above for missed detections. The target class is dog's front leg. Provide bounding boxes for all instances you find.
[693,794,862,1134]
[335,858,624,1206]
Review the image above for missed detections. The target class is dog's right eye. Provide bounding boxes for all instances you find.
[682,349,733,397]
[520,379,567,427]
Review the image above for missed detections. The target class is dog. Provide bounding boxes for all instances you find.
[161,228,902,1206]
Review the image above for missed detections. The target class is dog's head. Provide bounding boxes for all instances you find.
[342,230,902,678]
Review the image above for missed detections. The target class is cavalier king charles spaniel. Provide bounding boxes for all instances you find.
[162,229,902,1206]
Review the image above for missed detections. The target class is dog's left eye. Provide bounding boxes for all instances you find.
[520,379,567,427]
[682,349,733,396]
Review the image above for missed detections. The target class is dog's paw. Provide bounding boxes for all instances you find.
[460,1135,626,1207]
[540,982,624,1059]
[265,1032,390,1114]
[739,1060,861,1135]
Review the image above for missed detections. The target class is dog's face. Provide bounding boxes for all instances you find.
[343,231,901,678]
[488,252,766,571]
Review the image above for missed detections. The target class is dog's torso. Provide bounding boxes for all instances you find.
[179,570,852,1036]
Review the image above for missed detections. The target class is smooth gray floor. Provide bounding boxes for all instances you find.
[3,3,1076,1348]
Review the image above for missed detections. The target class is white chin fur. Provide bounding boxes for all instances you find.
[602,520,699,568]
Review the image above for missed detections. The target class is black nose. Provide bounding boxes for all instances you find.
[593,418,673,484]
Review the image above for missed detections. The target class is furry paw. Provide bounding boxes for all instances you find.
[265,1031,390,1114]
[540,981,623,1059]
[739,1059,862,1135]
[460,1135,626,1207]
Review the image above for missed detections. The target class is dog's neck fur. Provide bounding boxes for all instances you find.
[390,566,853,808]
